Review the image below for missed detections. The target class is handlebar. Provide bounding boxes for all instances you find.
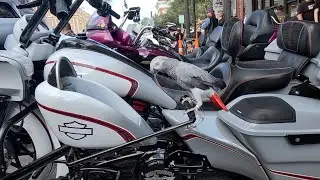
[55,0,69,20]
[17,0,42,9]
[109,8,120,19]
[88,0,120,19]
[152,26,176,41]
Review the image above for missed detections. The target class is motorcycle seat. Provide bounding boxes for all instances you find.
[211,60,294,103]
[180,46,224,71]
[185,26,223,59]
[154,59,293,109]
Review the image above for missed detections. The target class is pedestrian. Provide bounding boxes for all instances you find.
[275,5,288,23]
[297,0,316,21]
[186,40,194,55]
[216,10,225,26]
[200,8,218,45]
[62,23,76,36]
[314,0,320,22]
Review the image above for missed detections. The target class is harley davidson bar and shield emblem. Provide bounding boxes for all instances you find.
[58,121,93,140]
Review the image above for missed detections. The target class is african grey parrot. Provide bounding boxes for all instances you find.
[150,56,226,113]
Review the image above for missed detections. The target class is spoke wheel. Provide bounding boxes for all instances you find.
[4,126,36,178]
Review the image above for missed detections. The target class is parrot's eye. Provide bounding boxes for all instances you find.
[156,62,160,66]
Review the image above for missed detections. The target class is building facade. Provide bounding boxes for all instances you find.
[44,8,91,33]
[223,0,300,20]
[155,0,172,15]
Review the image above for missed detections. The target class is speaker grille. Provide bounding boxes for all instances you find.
[230,96,296,124]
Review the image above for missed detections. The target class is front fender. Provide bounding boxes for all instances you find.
[6,102,68,178]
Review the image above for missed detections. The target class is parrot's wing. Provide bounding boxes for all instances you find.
[175,63,226,90]
[175,64,214,90]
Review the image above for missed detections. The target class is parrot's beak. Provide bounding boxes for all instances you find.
[150,68,158,74]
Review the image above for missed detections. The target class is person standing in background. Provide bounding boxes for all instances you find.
[297,0,316,21]
[216,10,225,26]
[200,8,218,45]
[275,5,288,22]
[200,8,218,35]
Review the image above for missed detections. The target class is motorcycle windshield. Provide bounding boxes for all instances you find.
[86,12,111,30]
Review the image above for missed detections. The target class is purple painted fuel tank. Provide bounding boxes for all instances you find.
[85,12,176,68]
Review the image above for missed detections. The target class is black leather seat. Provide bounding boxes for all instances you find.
[211,20,320,104]
[185,26,224,59]
[238,10,274,61]
[180,26,224,71]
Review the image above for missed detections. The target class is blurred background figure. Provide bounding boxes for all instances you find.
[216,10,225,26]
[62,23,76,36]
[275,5,288,23]
[186,40,194,55]
[200,7,218,45]
[200,8,218,35]
[297,0,316,21]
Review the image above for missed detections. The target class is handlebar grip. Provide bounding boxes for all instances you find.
[17,0,42,9]
[110,9,120,19]
[55,0,69,20]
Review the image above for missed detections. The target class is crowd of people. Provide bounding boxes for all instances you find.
[184,0,320,55]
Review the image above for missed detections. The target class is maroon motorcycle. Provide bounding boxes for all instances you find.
[85,8,177,69]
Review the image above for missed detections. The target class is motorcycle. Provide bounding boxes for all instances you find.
[7,18,320,180]
[11,0,316,179]
[85,7,276,72]
[0,0,103,178]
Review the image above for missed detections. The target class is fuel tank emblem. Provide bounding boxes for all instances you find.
[58,121,93,140]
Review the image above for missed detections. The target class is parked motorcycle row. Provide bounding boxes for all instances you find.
[1,0,320,179]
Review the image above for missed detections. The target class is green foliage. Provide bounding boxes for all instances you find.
[154,0,213,27]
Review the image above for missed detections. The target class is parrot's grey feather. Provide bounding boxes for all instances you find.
[150,56,226,92]
[175,63,225,91]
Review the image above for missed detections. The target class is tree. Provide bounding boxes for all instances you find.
[154,0,212,27]
[140,17,154,26]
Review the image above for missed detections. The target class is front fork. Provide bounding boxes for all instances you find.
[0,102,38,177]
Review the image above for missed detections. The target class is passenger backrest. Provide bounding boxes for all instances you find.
[277,21,320,78]
[221,17,243,59]
[205,26,223,47]
[243,10,274,46]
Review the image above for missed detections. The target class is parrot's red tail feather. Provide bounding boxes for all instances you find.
[210,93,228,111]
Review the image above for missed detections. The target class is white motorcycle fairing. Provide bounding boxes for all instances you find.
[36,58,156,148]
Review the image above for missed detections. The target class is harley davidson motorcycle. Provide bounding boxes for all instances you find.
[2,0,320,179]
[85,5,276,71]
